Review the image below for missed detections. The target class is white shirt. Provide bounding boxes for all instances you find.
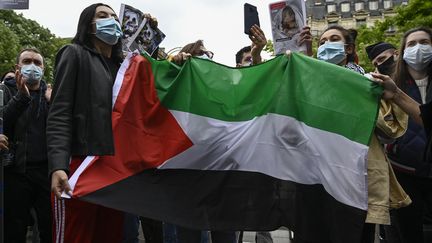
[415,76,429,104]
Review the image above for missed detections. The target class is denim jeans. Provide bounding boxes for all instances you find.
[163,223,178,243]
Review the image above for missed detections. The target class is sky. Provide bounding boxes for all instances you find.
[15,0,292,66]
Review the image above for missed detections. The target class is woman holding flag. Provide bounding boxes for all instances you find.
[47,3,126,243]
[288,25,411,243]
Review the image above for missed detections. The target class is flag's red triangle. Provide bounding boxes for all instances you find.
[73,55,193,197]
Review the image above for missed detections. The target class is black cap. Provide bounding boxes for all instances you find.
[365,42,396,61]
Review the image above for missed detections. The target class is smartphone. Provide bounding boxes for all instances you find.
[244,3,260,35]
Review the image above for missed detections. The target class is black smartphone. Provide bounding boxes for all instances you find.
[244,3,260,35]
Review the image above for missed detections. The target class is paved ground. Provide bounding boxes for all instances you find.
[137,227,381,243]
[137,229,294,243]
[28,225,385,243]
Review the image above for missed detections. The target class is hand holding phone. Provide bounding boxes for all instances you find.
[244,3,260,35]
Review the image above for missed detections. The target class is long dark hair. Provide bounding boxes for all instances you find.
[320,25,357,63]
[72,3,123,64]
[394,27,432,91]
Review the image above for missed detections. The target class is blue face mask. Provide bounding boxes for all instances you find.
[21,64,44,85]
[317,41,346,65]
[95,17,123,45]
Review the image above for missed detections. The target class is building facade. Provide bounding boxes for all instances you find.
[306,0,408,36]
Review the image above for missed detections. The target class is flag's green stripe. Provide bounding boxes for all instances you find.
[146,53,381,145]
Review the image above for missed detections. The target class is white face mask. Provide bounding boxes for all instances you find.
[403,43,432,71]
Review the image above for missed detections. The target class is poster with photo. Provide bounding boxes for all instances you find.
[119,4,145,51]
[129,19,166,56]
[269,0,306,55]
[119,3,165,56]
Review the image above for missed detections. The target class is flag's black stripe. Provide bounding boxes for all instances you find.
[81,169,366,243]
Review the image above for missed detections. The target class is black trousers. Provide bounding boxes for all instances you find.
[4,165,52,243]
[140,217,163,243]
[176,226,237,243]
[360,223,375,243]
[392,171,432,243]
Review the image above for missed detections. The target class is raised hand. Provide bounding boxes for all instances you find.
[171,52,192,65]
[15,69,30,97]
[298,26,313,57]
[370,72,398,100]
[249,24,267,64]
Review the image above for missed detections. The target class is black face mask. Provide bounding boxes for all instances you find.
[377,56,396,76]
[3,76,14,83]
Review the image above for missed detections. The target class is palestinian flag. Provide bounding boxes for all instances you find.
[67,53,381,242]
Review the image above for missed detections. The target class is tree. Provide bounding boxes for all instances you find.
[0,10,70,83]
[0,20,20,74]
[263,40,274,55]
[356,0,432,72]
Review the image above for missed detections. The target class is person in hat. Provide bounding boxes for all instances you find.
[366,42,398,76]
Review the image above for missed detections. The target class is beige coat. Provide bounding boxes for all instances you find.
[366,100,411,225]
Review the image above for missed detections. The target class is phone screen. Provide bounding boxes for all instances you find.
[244,3,260,35]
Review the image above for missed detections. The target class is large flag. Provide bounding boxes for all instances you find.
[67,53,381,242]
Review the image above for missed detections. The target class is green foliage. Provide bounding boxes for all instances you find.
[0,20,20,73]
[263,39,274,55]
[0,10,70,83]
[356,0,432,72]
[391,0,432,32]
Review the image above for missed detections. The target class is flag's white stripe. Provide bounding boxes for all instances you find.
[62,156,96,198]
[112,52,133,108]
[159,111,368,210]
[63,53,132,196]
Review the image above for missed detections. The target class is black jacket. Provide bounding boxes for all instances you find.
[386,79,428,175]
[1,79,49,172]
[420,98,432,177]
[47,44,120,175]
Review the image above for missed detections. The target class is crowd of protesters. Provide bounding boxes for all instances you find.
[1,2,431,243]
